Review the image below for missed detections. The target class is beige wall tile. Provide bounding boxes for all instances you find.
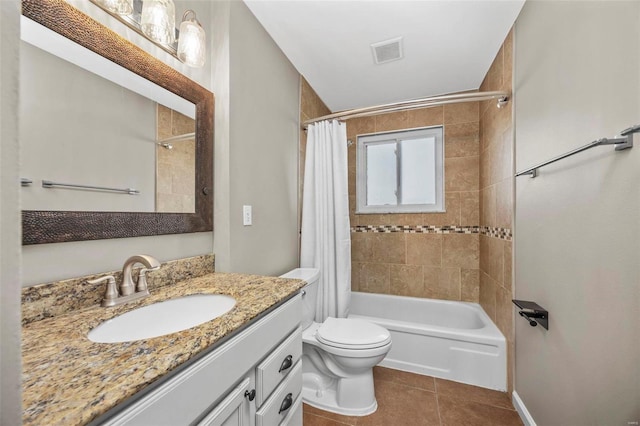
[406,233,442,266]
[393,213,424,226]
[360,263,390,294]
[442,234,479,269]
[157,104,172,139]
[445,156,479,192]
[444,102,479,125]
[351,262,362,291]
[481,185,496,228]
[390,264,424,297]
[461,268,480,302]
[346,116,375,140]
[502,29,513,92]
[460,191,479,225]
[351,232,373,262]
[424,267,461,300]
[479,271,497,321]
[172,110,195,135]
[357,214,392,226]
[480,234,504,285]
[499,127,514,182]
[406,106,443,128]
[503,241,512,290]
[375,111,409,132]
[496,178,512,230]
[445,122,480,158]
[301,77,330,119]
[423,192,460,226]
[371,233,406,264]
[495,285,513,339]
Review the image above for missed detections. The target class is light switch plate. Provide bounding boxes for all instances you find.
[243,205,252,226]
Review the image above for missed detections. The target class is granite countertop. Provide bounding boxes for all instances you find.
[22,272,305,426]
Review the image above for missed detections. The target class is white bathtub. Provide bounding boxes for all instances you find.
[348,292,506,391]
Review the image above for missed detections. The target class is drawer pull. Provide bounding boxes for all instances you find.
[278,355,293,373]
[244,389,256,401]
[278,393,293,414]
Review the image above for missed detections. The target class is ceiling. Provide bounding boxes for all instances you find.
[244,0,525,113]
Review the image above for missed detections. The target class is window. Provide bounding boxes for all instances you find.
[356,126,444,213]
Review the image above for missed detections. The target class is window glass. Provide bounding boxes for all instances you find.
[356,126,444,214]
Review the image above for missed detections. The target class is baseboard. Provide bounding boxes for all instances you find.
[512,391,536,426]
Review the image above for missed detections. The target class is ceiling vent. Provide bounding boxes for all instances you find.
[371,37,404,65]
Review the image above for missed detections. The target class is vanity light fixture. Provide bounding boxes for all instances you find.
[141,0,176,45]
[177,10,206,68]
[90,0,207,68]
[93,0,133,16]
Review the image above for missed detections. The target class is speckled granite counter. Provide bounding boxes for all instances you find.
[22,272,305,425]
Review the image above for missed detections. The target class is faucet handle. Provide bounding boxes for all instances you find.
[87,275,118,304]
[137,266,160,292]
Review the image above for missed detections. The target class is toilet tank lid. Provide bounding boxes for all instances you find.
[279,268,320,283]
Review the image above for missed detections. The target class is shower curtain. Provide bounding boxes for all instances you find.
[300,119,351,321]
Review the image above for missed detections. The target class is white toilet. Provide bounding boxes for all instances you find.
[280,268,391,416]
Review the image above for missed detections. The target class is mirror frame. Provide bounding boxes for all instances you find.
[21,0,214,245]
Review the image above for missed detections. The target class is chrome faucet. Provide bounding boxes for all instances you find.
[87,255,161,307]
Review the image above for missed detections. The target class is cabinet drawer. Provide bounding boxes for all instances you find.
[280,394,302,426]
[255,361,302,426]
[255,326,302,406]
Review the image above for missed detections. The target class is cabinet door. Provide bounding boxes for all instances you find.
[197,378,251,426]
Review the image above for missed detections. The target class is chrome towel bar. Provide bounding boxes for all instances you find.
[41,180,140,195]
[516,124,640,178]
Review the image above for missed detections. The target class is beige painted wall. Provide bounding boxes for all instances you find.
[514,2,640,424]
[21,0,214,286]
[213,1,300,275]
[1,0,22,423]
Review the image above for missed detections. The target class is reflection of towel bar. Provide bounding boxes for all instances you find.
[42,180,139,195]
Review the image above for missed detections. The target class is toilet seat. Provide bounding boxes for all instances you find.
[316,318,391,350]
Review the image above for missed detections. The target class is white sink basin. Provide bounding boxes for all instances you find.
[88,294,236,343]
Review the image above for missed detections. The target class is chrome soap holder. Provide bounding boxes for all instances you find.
[512,299,549,330]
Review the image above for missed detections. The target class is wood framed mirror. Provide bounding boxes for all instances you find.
[21,0,213,245]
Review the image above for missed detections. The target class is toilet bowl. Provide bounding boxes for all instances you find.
[280,268,392,416]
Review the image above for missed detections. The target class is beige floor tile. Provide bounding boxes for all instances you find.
[303,404,359,425]
[373,366,436,392]
[358,380,440,426]
[438,395,523,426]
[435,378,513,410]
[303,411,355,426]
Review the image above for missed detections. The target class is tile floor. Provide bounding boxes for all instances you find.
[302,367,523,426]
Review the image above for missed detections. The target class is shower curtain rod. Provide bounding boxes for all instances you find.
[302,90,509,129]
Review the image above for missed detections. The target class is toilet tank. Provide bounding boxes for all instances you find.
[279,268,320,329]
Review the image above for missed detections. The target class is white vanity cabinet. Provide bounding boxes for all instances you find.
[96,294,303,426]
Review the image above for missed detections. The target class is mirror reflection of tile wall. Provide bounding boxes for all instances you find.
[156,105,196,213]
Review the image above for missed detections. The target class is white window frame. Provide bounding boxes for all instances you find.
[356,126,444,214]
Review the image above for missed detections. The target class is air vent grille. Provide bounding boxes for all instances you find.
[371,37,404,65]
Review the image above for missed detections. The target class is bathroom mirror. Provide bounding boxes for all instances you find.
[21,0,213,245]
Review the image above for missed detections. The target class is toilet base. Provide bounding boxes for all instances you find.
[301,371,378,416]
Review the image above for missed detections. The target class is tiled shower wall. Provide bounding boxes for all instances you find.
[156,105,196,213]
[478,29,514,391]
[347,106,481,302]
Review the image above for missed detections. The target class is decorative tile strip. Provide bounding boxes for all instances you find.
[480,226,513,241]
[351,225,481,234]
[350,225,512,240]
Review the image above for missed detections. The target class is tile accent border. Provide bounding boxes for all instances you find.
[351,225,512,240]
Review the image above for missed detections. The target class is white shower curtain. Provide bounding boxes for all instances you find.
[300,120,351,322]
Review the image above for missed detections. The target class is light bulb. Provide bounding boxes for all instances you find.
[177,10,206,68]
[141,0,176,45]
